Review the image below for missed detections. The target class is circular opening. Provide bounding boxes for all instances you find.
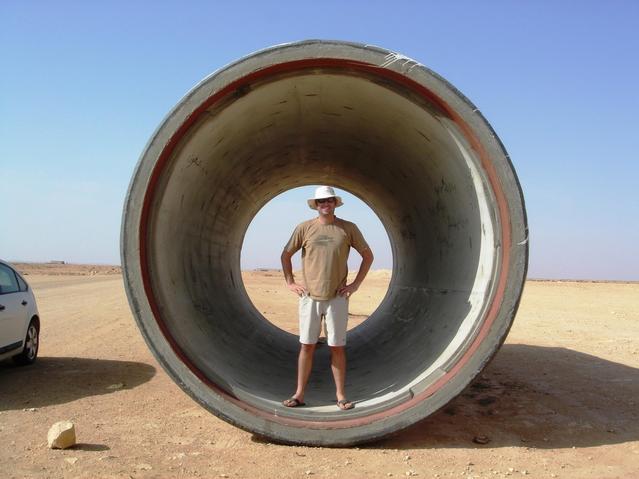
[122,41,528,445]
[241,186,393,335]
[143,66,496,414]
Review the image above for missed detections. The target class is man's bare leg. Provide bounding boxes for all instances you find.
[284,343,316,406]
[330,346,353,409]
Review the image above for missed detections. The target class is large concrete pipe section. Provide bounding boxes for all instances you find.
[121,40,528,446]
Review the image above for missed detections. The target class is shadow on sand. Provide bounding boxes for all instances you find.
[368,344,639,450]
[0,356,156,411]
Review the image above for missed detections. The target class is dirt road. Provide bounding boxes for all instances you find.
[1,271,638,478]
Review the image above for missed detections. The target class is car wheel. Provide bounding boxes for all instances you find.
[13,318,39,366]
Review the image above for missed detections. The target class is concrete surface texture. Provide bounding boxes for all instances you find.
[121,40,528,445]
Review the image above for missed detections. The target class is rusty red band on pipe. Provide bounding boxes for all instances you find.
[137,57,513,429]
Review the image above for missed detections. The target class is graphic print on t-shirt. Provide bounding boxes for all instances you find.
[312,234,334,247]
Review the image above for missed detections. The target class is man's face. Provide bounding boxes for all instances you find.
[316,197,336,215]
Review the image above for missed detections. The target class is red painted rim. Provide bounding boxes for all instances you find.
[138,57,512,429]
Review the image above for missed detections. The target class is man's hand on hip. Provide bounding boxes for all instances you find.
[338,283,359,298]
[287,282,307,297]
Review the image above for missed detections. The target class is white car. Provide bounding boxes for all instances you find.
[0,260,40,365]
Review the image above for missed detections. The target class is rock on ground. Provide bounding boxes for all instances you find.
[47,421,76,449]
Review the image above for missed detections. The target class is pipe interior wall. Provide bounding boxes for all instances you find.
[122,41,528,445]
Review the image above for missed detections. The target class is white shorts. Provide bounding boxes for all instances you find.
[298,294,349,347]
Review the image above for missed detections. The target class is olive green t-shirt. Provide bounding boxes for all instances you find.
[284,218,369,300]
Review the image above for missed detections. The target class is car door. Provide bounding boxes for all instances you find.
[0,263,27,353]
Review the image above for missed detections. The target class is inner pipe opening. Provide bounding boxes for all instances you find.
[145,67,497,418]
[241,187,392,335]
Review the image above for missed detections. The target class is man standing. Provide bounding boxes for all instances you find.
[281,186,374,410]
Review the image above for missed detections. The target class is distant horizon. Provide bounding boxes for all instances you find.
[8,259,639,284]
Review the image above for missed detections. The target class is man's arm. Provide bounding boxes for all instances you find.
[338,248,374,297]
[281,249,307,296]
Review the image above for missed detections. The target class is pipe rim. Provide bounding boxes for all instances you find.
[121,40,528,445]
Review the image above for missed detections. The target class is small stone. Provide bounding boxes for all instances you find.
[387,474,393,477]
[136,463,152,471]
[305,470,313,475]
[404,455,411,461]
[521,471,529,475]
[64,457,78,465]
[345,460,351,465]
[23,407,37,412]
[472,435,490,445]
[508,468,514,472]
[47,421,76,449]
[219,475,228,478]
[106,383,124,390]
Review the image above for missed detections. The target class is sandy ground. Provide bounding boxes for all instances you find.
[1,265,638,478]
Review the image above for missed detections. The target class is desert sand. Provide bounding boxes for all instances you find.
[1,264,638,478]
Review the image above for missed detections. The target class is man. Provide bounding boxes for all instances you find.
[281,186,374,411]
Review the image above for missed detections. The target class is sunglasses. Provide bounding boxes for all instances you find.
[316,198,336,204]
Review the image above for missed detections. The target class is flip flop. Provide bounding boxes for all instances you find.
[337,399,354,410]
[282,397,306,407]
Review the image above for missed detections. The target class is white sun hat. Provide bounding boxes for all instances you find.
[307,185,344,210]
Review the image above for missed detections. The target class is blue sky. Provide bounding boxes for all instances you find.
[1,1,637,280]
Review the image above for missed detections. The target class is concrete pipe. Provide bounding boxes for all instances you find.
[121,40,528,446]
